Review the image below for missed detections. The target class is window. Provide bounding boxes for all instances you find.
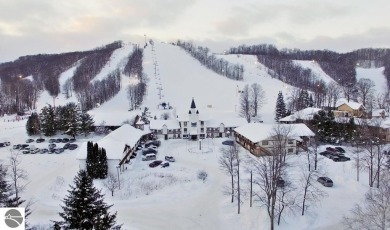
[191,122,197,127]
[262,140,268,145]
[200,121,204,125]
[184,128,187,132]
[288,140,294,145]
[184,122,187,126]
[201,128,204,132]
[288,148,294,153]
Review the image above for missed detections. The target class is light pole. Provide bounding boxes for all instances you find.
[116,165,121,189]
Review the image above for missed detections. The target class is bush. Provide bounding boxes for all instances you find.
[197,170,208,183]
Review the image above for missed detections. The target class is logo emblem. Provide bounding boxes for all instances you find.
[4,209,24,228]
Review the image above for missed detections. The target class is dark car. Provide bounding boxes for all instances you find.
[149,160,163,168]
[145,140,161,148]
[40,148,48,154]
[20,144,29,149]
[36,138,45,143]
[22,150,30,154]
[276,177,285,187]
[326,147,336,152]
[335,147,345,153]
[26,139,34,143]
[12,144,21,150]
[49,139,56,143]
[69,138,76,143]
[161,162,170,168]
[63,143,71,149]
[55,148,64,154]
[48,148,55,154]
[317,177,333,187]
[56,138,63,143]
[62,138,70,143]
[222,140,234,146]
[319,151,331,157]
[0,143,5,147]
[334,156,351,162]
[143,148,157,155]
[48,143,56,149]
[68,144,78,150]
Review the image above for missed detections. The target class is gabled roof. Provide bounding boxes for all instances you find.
[149,119,180,129]
[279,108,321,122]
[206,118,248,128]
[234,123,315,143]
[77,124,150,160]
[336,99,364,110]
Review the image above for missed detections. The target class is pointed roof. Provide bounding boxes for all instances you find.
[196,110,199,114]
[190,98,196,109]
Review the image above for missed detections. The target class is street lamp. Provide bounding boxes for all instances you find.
[116,165,121,189]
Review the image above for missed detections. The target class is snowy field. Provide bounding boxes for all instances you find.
[0,118,372,229]
[0,41,387,229]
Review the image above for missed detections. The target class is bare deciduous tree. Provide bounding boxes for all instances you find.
[8,152,28,200]
[343,174,390,230]
[251,83,266,117]
[103,173,120,197]
[239,85,252,123]
[356,78,375,107]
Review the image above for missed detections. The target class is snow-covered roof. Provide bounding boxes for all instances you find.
[372,109,387,117]
[234,123,315,143]
[336,99,364,110]
[279,108,321,122]
[77,124,150,160]
[149,119,180,129]
[206,117,248,128]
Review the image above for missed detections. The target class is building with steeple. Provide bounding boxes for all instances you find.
[149,98,247,140]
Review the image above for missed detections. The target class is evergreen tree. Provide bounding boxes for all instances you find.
[86,141,94,178]
[40,104,56,136]
[99,148,108,179]
[64,103,81,139]
[55,106,67,132]
[275,91,286,122]
[79,112,95,137]
[0,164,12,207]
[26,112,41,136]
[56,170,120,229]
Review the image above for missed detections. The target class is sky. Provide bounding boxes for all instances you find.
[1,0,390,63]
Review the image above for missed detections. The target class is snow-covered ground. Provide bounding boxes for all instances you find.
[356,67,387,96]
[1,41,388,229]
[0,119,372,229]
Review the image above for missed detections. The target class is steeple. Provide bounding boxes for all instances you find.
[190,98,196,109]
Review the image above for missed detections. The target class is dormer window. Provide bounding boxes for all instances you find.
[191,122,197,127]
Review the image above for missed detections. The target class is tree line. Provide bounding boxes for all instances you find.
[27,102,95,138]
[176,40,244,80]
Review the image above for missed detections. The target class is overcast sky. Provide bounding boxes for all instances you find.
[1,0,390,63]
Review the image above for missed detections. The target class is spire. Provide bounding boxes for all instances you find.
[196,110,199,114]
[189,110,191,114]
[190,98,196,109]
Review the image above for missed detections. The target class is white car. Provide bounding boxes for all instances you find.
[165,156,175,162]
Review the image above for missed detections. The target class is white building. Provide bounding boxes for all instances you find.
[149,98,247,140]
[77,124,151,174]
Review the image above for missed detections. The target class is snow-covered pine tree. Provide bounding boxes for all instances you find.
[64,103,81,139]
[275,91,286,122]
[26,112,40,136]
[79,112,95,137]
[86,141,94,178]
[40,104,56,136]
[98,148,108,179]
[56,170,120,229]
[0,164,12,207]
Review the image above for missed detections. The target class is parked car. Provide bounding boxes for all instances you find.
[334,156,351,162]
[22,150,30,154]
[62,138,70,143]
[30,148,40,154]
[63,143,71,149]
[0,143,5,147]
[145,140,160,147]
[142,148,157,155]
[40,148,48,154]
[142,153,156,161]
[3,141,10,146]
[319,151,331,157]
[326,147,336,152]
[165,156,175,162]
[317,177,333,187]
[276,177,285,187]
[55,148,64,154]
[26,139,34,143]
[335,147,345,153]
[48,143,56,149]
[12,144,20,150]
[69,138,76,143]
[56,138,63,143]
[68,144,78,150]
[48,148,55,154]
[149,160,163,168]
[36,138,45,143]
[49,139,56,143]
[20,144,29,149]
[222,140,234,146]
[161,162,170,168]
